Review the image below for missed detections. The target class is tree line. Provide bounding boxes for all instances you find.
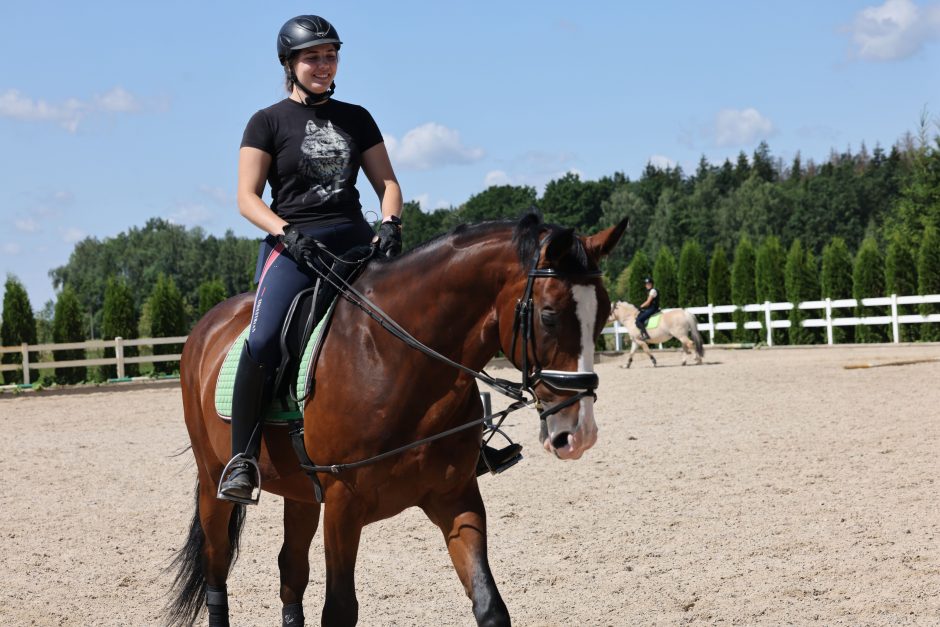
[2,125,939,384]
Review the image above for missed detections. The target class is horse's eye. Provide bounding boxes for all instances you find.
[540,309,558,328]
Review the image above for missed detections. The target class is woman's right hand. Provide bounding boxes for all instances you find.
[278,225,319,266]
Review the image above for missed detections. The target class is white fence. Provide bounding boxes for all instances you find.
[603,293,940,350]
[2,293,939,387]
[0,336,187,386]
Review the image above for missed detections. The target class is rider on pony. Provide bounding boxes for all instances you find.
[634,277,660,341]
[219,15,519,504]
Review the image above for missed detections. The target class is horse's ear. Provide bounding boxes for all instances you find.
[582,217,629,262]
[544,227,576,265]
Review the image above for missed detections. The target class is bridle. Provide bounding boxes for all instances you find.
[291,231,604,475]
[509,232,602,421]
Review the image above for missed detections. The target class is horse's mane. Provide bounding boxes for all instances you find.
[386,210,592,273]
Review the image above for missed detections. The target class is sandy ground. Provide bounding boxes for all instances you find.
[1,344,939,626]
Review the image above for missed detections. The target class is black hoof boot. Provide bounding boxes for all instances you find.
[476,443,523,477]
[282,602,304,626]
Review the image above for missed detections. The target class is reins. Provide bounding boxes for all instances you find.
[292,233,599,476]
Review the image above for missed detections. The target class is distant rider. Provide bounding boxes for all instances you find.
[635,277,660,341]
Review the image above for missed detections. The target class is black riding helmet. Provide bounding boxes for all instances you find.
[277,15,342,104]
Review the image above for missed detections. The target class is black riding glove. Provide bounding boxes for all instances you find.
[374,219,402,258]
[278,225,319,267]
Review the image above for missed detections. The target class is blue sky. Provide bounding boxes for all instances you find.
[2,0,939,309]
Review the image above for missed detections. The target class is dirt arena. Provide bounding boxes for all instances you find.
[2,344,938,626]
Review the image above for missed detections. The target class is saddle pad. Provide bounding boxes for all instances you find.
[215,308,331,423]
[646,312,663,329]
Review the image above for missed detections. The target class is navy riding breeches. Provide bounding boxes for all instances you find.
[247,220,374,369]
[635,307,659,330]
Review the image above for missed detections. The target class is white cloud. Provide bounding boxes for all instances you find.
[14,218,40,233]
[414,193,431,210]
[713,108,775,147]
[384,123,484,170]
[168,203,214,227]
[411,193,451,211]
[647,155,677,170]
[847,0,940,61]
[61,227,86,243]
[0,86,144,132]
[484,170,511,187]
[1,242,22,255]
[199,184,234,205]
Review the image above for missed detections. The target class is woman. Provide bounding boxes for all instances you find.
[219,15,403,502]
[220,15,520,503]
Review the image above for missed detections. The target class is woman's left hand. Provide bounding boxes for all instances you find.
[374,220,402,258]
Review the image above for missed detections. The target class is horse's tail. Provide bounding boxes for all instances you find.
[687,311,705,358]
[164,482,246,627]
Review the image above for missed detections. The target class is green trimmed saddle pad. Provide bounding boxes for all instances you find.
[215,307,331,423]
[646,312,663,329]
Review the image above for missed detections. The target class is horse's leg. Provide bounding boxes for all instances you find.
[198,481,243,626]
[422,481,510,627]
[624,340,636,368]
[640,339,656,367]
[279,498,321,626]
[679,334,691,365]
[321,493,364,627]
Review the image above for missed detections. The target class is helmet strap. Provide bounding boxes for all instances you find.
[288,67,334,105]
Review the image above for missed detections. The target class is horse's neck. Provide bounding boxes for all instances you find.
[360,231,516,368]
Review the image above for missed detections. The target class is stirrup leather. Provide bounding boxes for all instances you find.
[217,454,262,505]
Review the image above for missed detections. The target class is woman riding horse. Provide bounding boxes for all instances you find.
[169,214,628,626]
[221,15,517,504]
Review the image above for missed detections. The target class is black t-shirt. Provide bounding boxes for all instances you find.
[240,98,384,227]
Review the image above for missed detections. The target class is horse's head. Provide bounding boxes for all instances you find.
[496,213,628,460]
[610,301,638,323]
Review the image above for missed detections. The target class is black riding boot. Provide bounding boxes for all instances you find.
[476,442,523,476]
[638,325,650,341]
[218,344,270,504]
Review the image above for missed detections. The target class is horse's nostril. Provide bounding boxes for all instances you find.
[551,432,571,449]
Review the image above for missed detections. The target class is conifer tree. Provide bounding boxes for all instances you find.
[785,240,812,345]
[755,236,786,344]
[102,277,139,378]
[731,237,757,343]
[803,250,822,343]
[613,265,631,304]
[707,245,731,342]
[1,275,38,384]
[148,274,186,375]
[52,286,86,384]
[853,237,886,342]
[626,250,652,306]
[918,225,940,341]
[678,240,707,308]
[652,246,678,309]
[197,279,228,319]
[821,237,855,343]
[884,232,918,341]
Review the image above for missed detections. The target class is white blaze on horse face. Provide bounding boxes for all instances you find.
[563,284,599,458]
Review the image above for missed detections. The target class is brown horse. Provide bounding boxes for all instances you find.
[167,213,628,626]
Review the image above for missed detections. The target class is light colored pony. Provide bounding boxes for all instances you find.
[609,301,704,367]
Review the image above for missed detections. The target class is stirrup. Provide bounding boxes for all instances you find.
[477,428,523,477]
[217,454,262,505]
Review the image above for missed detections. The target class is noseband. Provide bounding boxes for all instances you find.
[509,234,602,421]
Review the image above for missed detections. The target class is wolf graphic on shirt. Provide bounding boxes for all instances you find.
[298,119,352,206]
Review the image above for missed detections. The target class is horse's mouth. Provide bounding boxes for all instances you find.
[543,429,584,459]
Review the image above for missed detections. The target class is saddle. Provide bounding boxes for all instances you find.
[214,244,373,423]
